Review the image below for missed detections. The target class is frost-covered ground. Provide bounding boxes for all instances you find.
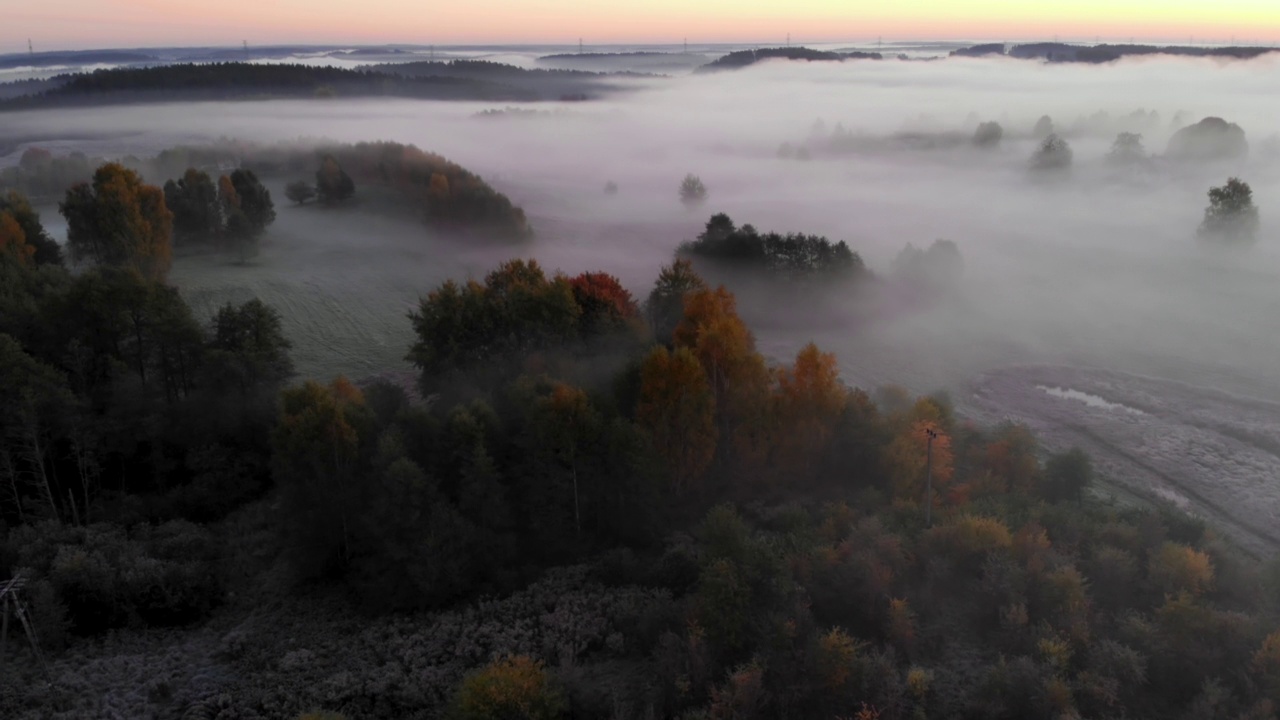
[970,365,1280,557]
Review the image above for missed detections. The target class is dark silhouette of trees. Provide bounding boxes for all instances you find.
[0,192,62,266]
[315,155,356,206]
[285,180,316,205]
[972,121,1003,148]
[1030,134,1073,172]
[1198,177,1259,245]
[1108,132,1147,164]
[678,213,867,282]
[164,169,221,242]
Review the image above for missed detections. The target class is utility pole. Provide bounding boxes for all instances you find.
[924,427,938,528]
[28,39,34,58]
[683,37,688,54]
[787,32,791,47]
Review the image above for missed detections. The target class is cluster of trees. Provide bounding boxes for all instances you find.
[243,141,530,240]
[164,167,276,261]
[677,213,867,282]
[892,239,964,291]
[4,235,1280,718]
[0,147,96,200]
[1200,177,1260,246]
[1,177,292,634]
[0,62,551,109]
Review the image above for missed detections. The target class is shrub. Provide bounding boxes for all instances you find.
[450,655,567,720]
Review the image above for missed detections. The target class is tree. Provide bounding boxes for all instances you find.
[1030,134,1073,172]
[60,163,173,281]
[645,258,706,343]
[1107,132,1147,165]
[272,378,370,576]
[315,155,355,206]
[1043,447,1092,502]
[0,212,34,266]
[0,191,62,266]
[450,655,567,720]
[1198,178,1259,245]
[568,271,639,336]
[637,346,717,495]
[973,121,1003,148]
[223,169,275,262]
[285,180,317,205]
[204,298,294,396]
[680,174,709,206]
[1033,115,1055,139]
[603,180,618,195]
[164,169,221,243]
[0,333,77,522]
[770,343,847,483]
[228,169,276,236]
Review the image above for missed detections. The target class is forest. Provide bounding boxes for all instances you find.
[0,61,618,110]
[2,152,1280,719]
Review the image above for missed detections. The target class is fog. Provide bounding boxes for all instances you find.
[3,53,1280,545]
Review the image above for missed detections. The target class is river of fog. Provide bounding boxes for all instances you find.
[2,54,1280,546]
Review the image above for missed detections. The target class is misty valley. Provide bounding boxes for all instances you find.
[2,43,1280,720]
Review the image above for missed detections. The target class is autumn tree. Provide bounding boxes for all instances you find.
[316,155,355,206]
[406,259,581,393]
[60,163,173,281]
[220,169,275,262]
[0,212,34,266]
[1198,177,1259,245]
[770,342,847,484]
[673,286,772,468]
[569,271,640,336]
[1149,541,1215,597]
[0,191,61,266]
[645,258,706,343]
[885,419,954,508]
[450,655,567,720]
[637,346,717,495]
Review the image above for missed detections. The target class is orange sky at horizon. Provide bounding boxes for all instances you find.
[6,0,1280,53]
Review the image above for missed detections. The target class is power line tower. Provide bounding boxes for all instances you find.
[243,40,249,61]
[578,37,583,54]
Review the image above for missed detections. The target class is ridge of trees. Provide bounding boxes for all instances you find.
[678,213,868,282]
[697,47,883,72]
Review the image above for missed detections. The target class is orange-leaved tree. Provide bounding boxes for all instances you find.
[770,342,848,484]
[637,345,717,496]
[60,162,173,281]
[0,211,34,266]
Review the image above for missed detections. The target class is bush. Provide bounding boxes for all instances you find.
[450,655,567,720]
[10,520,222,634]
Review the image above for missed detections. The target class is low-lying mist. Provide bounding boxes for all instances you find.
[2,53,1278,401]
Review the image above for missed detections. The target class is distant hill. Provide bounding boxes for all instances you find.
[952,42,1280,63]
[696,47,883,72]
[0,60,640,110]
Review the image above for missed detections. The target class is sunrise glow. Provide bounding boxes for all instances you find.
[7,0,1280,52]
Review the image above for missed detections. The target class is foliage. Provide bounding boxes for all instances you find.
[972,121,1003,148]
[60,163,173,280]
[0,191,62,266]
[1107,132,1147,164]
[285,180,317,205]
[679,174,708,206]
[450,655,567,720]
[679,213,867,282]
[1030,134,1073,172]
[1198,177,1259,245]
[315,155,356,206]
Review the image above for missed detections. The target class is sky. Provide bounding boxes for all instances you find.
[5,0,1280,53]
